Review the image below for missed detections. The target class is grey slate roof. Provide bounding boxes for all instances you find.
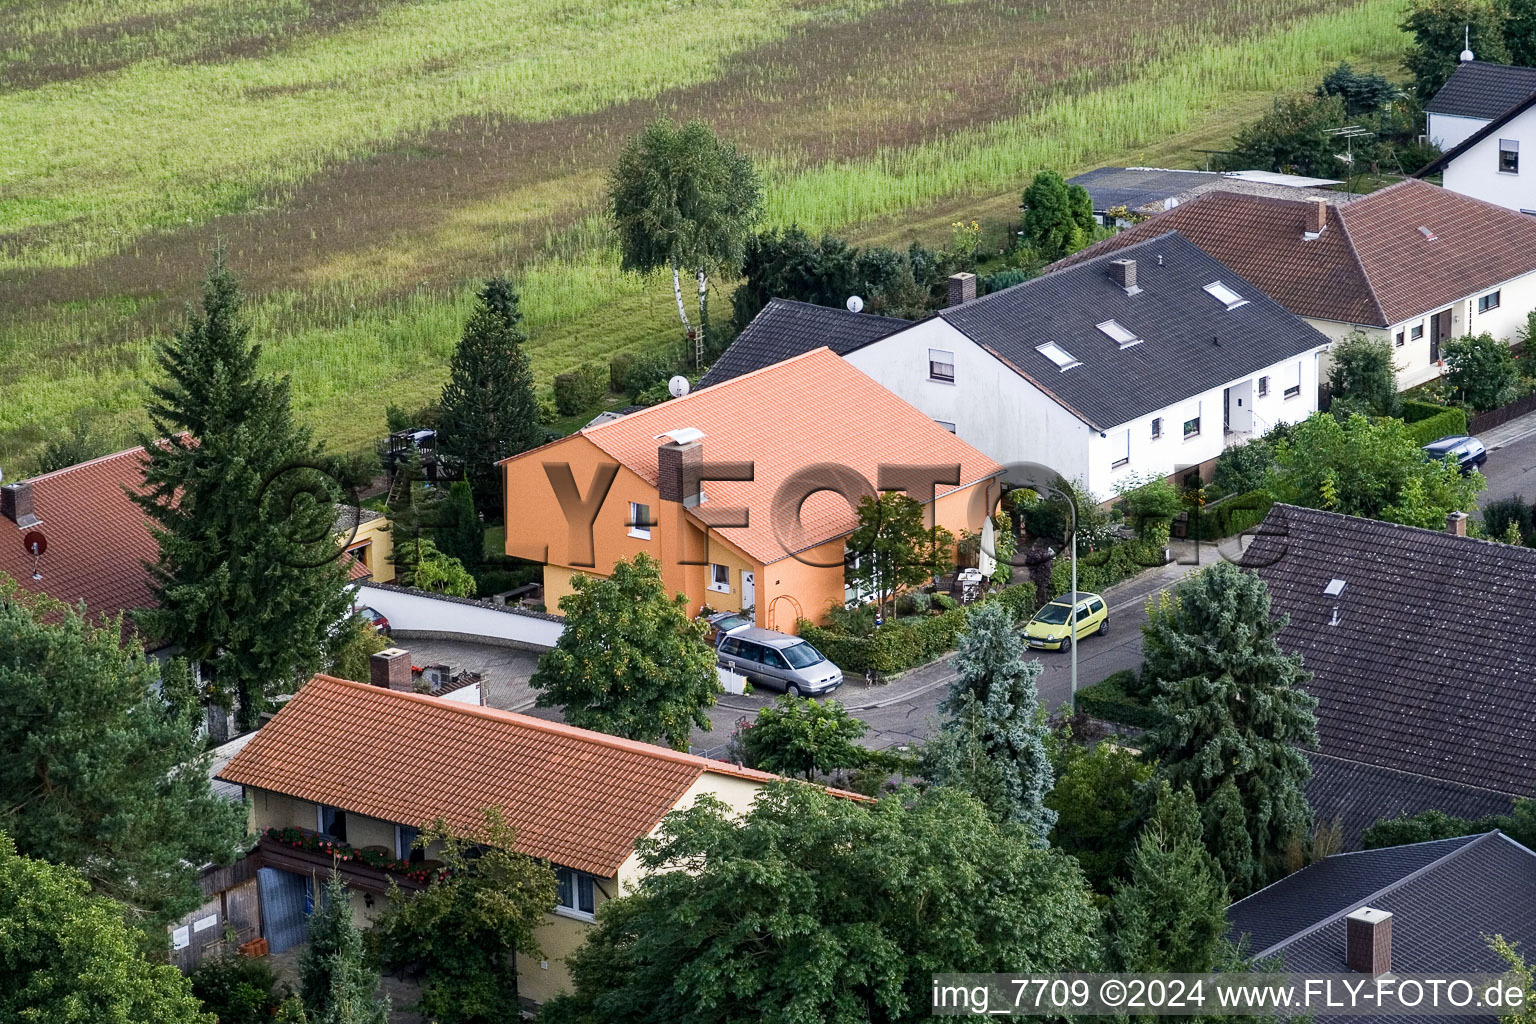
[1227,834,1480,954]
[935,231,1330,430]
[698,298,908,388]
[1228,831,1536,1023]
[1242,505,1536,835]
[1426,60,1536,120]
[1307,753,1520,849]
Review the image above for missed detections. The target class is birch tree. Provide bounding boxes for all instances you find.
[609,118,762,366]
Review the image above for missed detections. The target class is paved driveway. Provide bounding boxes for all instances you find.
[1475,409,1536,511]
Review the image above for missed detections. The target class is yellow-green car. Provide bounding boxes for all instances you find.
[1023,591,1108,651]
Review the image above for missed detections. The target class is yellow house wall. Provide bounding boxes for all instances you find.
[515,896,613,1006]
[700,534,755,615]
[347,516,396,583]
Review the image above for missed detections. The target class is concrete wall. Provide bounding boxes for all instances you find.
[354,582,563,649]
[1441,106,1536,211]
[1428,111,1490,152]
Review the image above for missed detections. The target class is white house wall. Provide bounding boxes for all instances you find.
[1428,112,1490,152]
[1441,105,1536,212]
[843,318,1094,490]
[1086,350,1322,495]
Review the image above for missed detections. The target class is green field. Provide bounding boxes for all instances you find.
[0,0,1408,466]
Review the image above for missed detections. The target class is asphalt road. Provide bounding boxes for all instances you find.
[1475,412,1536,510]
[697,557,1196,754]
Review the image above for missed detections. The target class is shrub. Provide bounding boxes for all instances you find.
[1049,539,1164,595]
[624,346,683,401]
[1192,489,1274,540]
[1075,669,1167,730]
[609,352,636,393]
[552,362,607,416]
[1484,495,1534,545]
[1443,332,1523,411]
[1403,406,1469,445]
[191,952,285,1024]
[1117,475,1184,547]
[979,268,1031,294]
[1400,399,1450,423]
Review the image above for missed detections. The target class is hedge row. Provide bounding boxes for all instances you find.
[799,581,1038,675]
[1404,406,1469,445]
[553,363,607,416]
[1400,399,1448,424]
[1191,489,1274,541]
[1074,669,1167,730]
[1048,539,1165,595]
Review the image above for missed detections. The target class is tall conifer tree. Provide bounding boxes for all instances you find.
[135,253,352,728]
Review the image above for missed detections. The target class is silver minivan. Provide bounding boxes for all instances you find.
[716,627,844,697]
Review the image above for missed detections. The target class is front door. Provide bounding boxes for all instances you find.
[1430,307,1452,362]
[741,571,755,611]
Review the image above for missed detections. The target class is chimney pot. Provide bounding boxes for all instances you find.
[657,440,703,507]
[947,272,977,307]
[1345,907,1393,974]
[1305,199,1327,237]
[0,481,40,529]
[1109,258,1138,292]
[370,648,413,692]
[1447,510,1468,537]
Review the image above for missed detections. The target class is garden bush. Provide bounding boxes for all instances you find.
[191,952,285,1024]
[609,352,636,393]
[552,362,608,416]
[1074,669,1166,730]
[624,346,683,400]
[1400,399,1450,423]
[1048,539,1164,595]
[1192,489,1274,540]
[1403,406,1469,445]
[1484,495,1534,545]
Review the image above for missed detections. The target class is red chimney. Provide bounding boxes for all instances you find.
[370,648,413,692]
[1304,199,1327,237]
[1345,907,1392,974]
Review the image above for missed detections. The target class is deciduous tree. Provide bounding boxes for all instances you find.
[1106,781,1230,972]
[1328,330,1401,415]
[743,696,869,780]
[926,602,1056,843]
[0,832,212,1023]
[1444,331,1524,411]
[538,784,1102,1024]
[1270,412,1483,526]
[0,578,246,930]
[300,872,389,1024]
[372,810,556,1024]
[610,118,763,363]
[1045,740,1154,892]
[1138,563,1318,895]
[846,491,954,621]
[1402,0,1507,100]
[135,253,353,727]
[531,553,720,750]
[1021,170,1095,262]
[436,278,543,518]
[1217,95,1346,178]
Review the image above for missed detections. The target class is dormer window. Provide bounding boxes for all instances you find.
[1203,281,1248,310]
[1037,342,1081,370]
[1095,320,1141,349]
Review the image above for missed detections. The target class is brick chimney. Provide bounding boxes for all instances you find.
[947,272,977,307]
[1108,258,1138,293]
[1304,198,1327,238]
[1345,907,1392,974]
[0,480,40,529]
[370,648,413,692]
[657,439,703,509]
[1447,510,1468,537]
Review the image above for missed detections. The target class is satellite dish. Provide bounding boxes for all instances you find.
[846,295,865,313]
[22,531,46,557]
[667,375,690,399]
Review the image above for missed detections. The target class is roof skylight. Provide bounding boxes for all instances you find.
[1096,319,1141,348]
[1037,342,1082,371]
[1323,578,1346,597]
[1203,281,1249,310]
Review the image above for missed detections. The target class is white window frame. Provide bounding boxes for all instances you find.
[1410,322,1424,341]
[1183,405,1201,439]
[1037,342,1081,370]
[1500,139,1520,174]
[1110,428,1131,469]
[1150,416,1162,440]
[1096,319,1141,347]
[1258,375,1270,396]
[628,501,651,540]
[554,866,597,921]
[927,349,956,383]
[1284,359,1302,399]
[709,563,731,593]
[1202,280,1248,310]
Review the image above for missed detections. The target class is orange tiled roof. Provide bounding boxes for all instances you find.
[578,347,1004,564]
[218,675,788,877]
[0,447,159,635]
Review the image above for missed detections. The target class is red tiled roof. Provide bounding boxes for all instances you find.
[0,447,158,636]
[1057,179,1536,327]
[218,675,794,877]
[576,348,1004,565]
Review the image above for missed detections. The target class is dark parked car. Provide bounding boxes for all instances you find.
[1423,434,1487,474]
[716,627,843,697]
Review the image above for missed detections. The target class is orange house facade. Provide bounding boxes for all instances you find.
[502,348,1004,631]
